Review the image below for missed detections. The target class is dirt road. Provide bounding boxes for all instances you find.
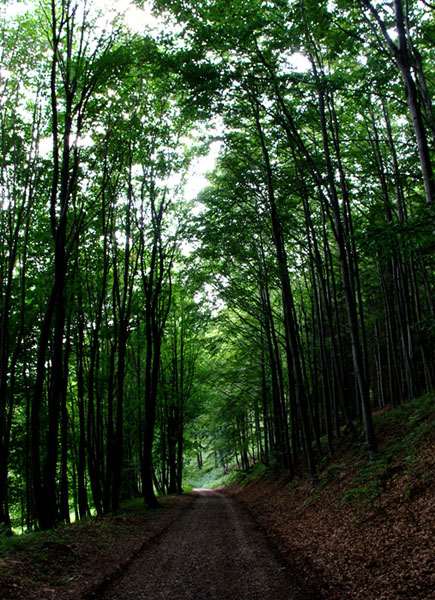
[97,489,307,600]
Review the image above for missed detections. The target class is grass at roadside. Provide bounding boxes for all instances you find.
[0,494,195,599]
[184,463,240,489]
[342,392,434,511]
[222,392,434,511]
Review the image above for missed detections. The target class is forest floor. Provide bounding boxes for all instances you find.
[0,495,196,599]
[0,393,434,599]
[223,393,435,600]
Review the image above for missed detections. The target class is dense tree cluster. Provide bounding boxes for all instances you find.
[172,0,435,479]
[0,0,434,533]
[0,0,204,532]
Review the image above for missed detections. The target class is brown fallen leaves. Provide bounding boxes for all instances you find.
[224,431,435,599]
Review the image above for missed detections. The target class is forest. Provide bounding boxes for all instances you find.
[0,0,434,536]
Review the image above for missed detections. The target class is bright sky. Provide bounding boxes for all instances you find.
[123,2,162,33]
[1,0,161,34]
[185,139,222,204]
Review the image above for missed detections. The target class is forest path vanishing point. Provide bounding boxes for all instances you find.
[95,489,308,600]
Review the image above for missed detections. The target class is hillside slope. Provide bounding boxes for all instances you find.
[223,394,435,600]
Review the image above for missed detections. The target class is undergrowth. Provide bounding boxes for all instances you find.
[342,392,434,509]
[224,392,434,513]
[184,464,240,489]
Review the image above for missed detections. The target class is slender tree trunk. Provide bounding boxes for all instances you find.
[252,100,316,479]
[76,292,89,519]
[361,0,435,204]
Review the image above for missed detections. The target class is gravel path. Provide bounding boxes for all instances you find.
[98,489,307,600]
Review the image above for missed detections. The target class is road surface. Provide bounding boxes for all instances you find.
[98,489,307,600]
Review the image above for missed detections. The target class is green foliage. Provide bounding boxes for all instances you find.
[343,394,435,509]
[342,454,391,506]
[318,462,347,488]
[1,0,435,536]
[184,464,236,489]
[238,462,268,486]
